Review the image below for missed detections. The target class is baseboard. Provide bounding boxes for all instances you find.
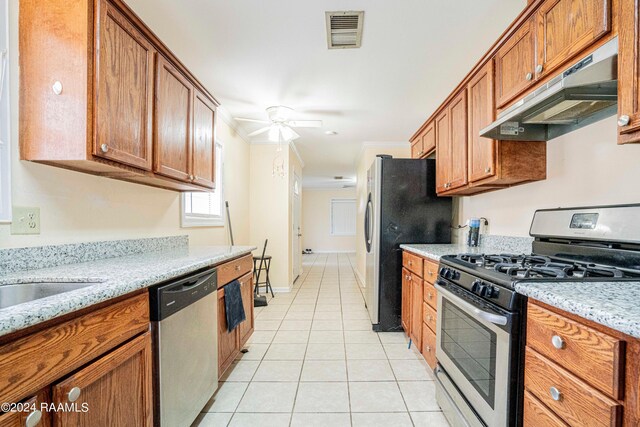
[306,250,356,254]
[271,286,292,293]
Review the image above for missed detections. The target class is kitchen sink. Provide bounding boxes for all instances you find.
[0,282,99,310]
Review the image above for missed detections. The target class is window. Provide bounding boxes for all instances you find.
[330,199,356,236]
[0,0,10,223]
[181,142,223,227]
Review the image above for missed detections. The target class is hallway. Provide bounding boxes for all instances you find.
[194,253,449,426]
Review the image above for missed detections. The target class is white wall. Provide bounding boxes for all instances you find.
[0,1,251,249]
[455,116,640,237]
[302,188,357,253]
[354,145,411,284]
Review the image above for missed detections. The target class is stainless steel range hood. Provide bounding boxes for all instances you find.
[480,37,618,141]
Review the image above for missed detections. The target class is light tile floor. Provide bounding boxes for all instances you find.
[193,253,450,427]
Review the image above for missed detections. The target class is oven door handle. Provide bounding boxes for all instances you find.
[435,282,508,326]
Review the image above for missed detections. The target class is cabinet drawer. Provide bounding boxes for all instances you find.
[423,302,437,333]
[524,348,622,427]
[422,322,437,370]
[423,280,437,310]
[0,293,149,405]
[523,389,568,427]
[527,303,623,399]
[423,259,438,284]
[218,254,253,286]
[403,252,423,277]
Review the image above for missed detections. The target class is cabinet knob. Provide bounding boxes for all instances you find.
[427,315,432,322]
[535,64,544,74]
[551,335,565,349]
[235,265,241,271]
[525,72,533,81]
[52,80,63,95]
[618,115,630,127]
[549,386,562,401]
[428,292,433,300]
[100,143,108,153]
[25,410,42,427]
[419,150,424,155]
[189,174,195,181]
[425,345,432,353]
[67,386,82,402]
[485,167,491,173]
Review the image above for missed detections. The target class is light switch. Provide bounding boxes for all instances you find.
[10,207,41,235]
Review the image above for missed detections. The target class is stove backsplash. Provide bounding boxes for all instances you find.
[451,229,533,255]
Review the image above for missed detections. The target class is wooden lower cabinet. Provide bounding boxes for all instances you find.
[0,391,51,427]
[52,333,153,427]
[401,268,412,335]
[410,275,423,350]
[217,286,240,377]
[422,322,437,370]
[523,390,568,427]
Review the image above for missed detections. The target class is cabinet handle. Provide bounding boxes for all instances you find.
[549,386,562,401]
[52,80,63,95]
[100,143,108,153]
[525,72,533,81]
[618,115,630,127]
[67,386,81,402]
[535,64,544,74]
[25,410,42,427]
[551,335,565,349]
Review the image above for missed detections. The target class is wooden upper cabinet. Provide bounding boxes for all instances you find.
[468,61,496,183]
[94,0,155,170]
[435,109,450,193]
[618,0,640,144]
[411,139,423,158]
[154,55,193,182]
[192,91,217,188]
[448,90,468,190]
[495,18,536,109]
[52,332,153,427]
[535,0,611,80]
[422,122,436,155]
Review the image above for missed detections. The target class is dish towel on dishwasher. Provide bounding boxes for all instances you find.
[224,279,246,332]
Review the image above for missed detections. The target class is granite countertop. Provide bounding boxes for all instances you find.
[400,235,533,261]
[515,281,640,339]
[0,245,255,338]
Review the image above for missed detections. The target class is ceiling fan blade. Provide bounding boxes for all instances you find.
[289,128,301,140]
[287,120,323,128]
[248,126,271,137]
[236,118,270,124]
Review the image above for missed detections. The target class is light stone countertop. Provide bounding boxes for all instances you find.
[400,235,533,261]
[0,245,255,337]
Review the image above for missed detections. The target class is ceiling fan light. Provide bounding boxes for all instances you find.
[280,125,297,142]
[267,105,293,123]
[268,125,281,142]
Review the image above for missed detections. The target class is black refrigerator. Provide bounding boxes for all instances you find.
[364,156,451,332]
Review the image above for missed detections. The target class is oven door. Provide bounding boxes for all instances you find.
[435,280,513,427]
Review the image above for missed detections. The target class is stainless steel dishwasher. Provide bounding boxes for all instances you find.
[150,268,218,427]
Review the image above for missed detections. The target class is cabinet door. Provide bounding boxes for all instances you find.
[94,0,155,170]
[468,61,496,183]
[411,139,423,159]
[410,275,423,350]
[448,90,468,190]
[495,18,536,108]
[536,0,610,79]
[618,0,640,144]
[51,332,152,427]
[0,391,51,427]
[218,287,239,377]
[401,268,411,335]
[154,55,193,182]
[422,122,436,155]
[192,91,216,188]
[435,109,450,193]
[238,273,254,347]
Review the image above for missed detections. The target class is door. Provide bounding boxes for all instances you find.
[154,54,193,182]
[618,0,640,144]
[401,268,411,335]
[468,61,497,183]
[448,90,468,190]
[218,287,239,376]
[51,332,152,427]
[422,121,436,155]
[238,273,254,346]
[410,274,423,349]
[191,91,216,188]
[292,172,302,280]
[435,109,450,193]
[94,0,154,170]
[495,18,536,108]
[535,0,611,80]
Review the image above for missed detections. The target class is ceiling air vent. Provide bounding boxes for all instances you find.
[326,11,364,49]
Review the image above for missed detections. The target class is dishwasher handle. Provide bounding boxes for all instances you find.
[150,268,218,321]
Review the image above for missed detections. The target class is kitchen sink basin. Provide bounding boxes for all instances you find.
[0,282,99,310]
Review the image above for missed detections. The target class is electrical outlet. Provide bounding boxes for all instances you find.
[11,207,41,235]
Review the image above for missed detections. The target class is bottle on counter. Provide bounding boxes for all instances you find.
[467,218,481,247]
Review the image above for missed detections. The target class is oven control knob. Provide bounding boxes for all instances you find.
[451,270,461,280]
[471,280,484,295]
[439,267,447,277]
[440,268,453,279]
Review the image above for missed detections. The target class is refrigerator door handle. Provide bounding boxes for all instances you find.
[365,196,373,252]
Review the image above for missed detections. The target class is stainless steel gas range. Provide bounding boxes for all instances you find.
[433,204,640,427]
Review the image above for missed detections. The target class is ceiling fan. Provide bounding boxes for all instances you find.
[235,106,322,142]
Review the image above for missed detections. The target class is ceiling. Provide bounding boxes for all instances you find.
[126,0,525,187]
